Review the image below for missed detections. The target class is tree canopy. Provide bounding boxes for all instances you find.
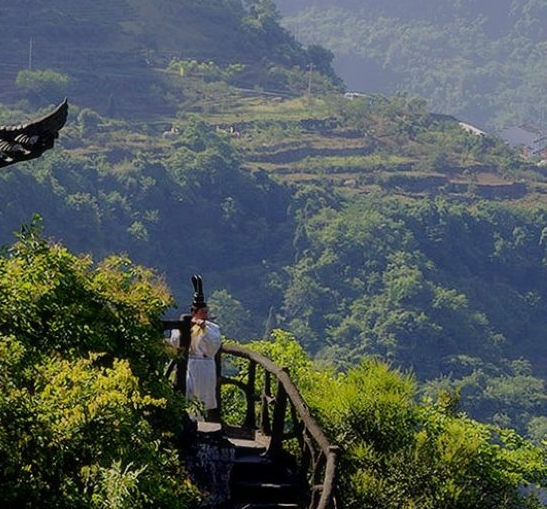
[0,217,198,508]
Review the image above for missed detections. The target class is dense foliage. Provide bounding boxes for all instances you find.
[247,331,547,509]
[276,0,547,130]
[2,89,547,438]
[284,195,547,435]
[0,219,198,508]
[0,0,341,113]
[4,220,546,508]
[0,118,296,330]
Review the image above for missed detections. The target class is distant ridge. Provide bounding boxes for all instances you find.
[0,0,339,118]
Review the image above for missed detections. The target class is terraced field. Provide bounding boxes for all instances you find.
[57,90,545,204]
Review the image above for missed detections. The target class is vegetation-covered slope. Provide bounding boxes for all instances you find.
[0,0,340,117]
[3,0,547,441]
[3,228,547,509]
[0,223,198,508]
[4,2,547,507]
[275,0,547,131]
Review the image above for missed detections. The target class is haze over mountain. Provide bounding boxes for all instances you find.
[0,0,340,117]
[275,0,547,132]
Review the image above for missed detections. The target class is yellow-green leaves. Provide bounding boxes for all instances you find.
[0,224,196,508]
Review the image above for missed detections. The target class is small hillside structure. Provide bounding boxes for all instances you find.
[500,124,547,160]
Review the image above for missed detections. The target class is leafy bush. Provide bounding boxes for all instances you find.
[247,332,547,509]
[0,217,198,508]
[330,361,547,508]
[15,69,71,104]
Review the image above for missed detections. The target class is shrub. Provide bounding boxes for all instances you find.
[0,216,198,508]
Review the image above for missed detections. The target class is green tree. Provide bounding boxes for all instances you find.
[0,217,198,508]
[308,359,547,509]
[15,69,71,104]
[208,289,253,340]
[246,332,547,509]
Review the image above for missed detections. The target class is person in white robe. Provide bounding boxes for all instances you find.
[186,303,221,412]
[168,274,221,418]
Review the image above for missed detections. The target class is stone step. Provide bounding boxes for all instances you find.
[196,421,223,433]
[229,480,300,504]
[230,455,296,484]
[213,426,302,508]
[229,438,268,457]
[231,455,282,482]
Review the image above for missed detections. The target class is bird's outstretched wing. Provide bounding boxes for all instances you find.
[0,98,68,168]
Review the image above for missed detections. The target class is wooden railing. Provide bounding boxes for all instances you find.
[161,320,339,509]
[218,343,340,509]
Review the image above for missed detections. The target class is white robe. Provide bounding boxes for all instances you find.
[170,320,221,410]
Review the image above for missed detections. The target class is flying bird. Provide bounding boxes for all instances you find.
[0,98,68,168]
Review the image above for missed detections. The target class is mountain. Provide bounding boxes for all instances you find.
[3,0,547,437]
[274,0,547,132]
[0,0,340,118]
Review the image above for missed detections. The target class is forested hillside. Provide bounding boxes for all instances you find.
[275,0,547,132]
[0,0,340,117]
[3,0,547,444]
[3,229,547,508]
